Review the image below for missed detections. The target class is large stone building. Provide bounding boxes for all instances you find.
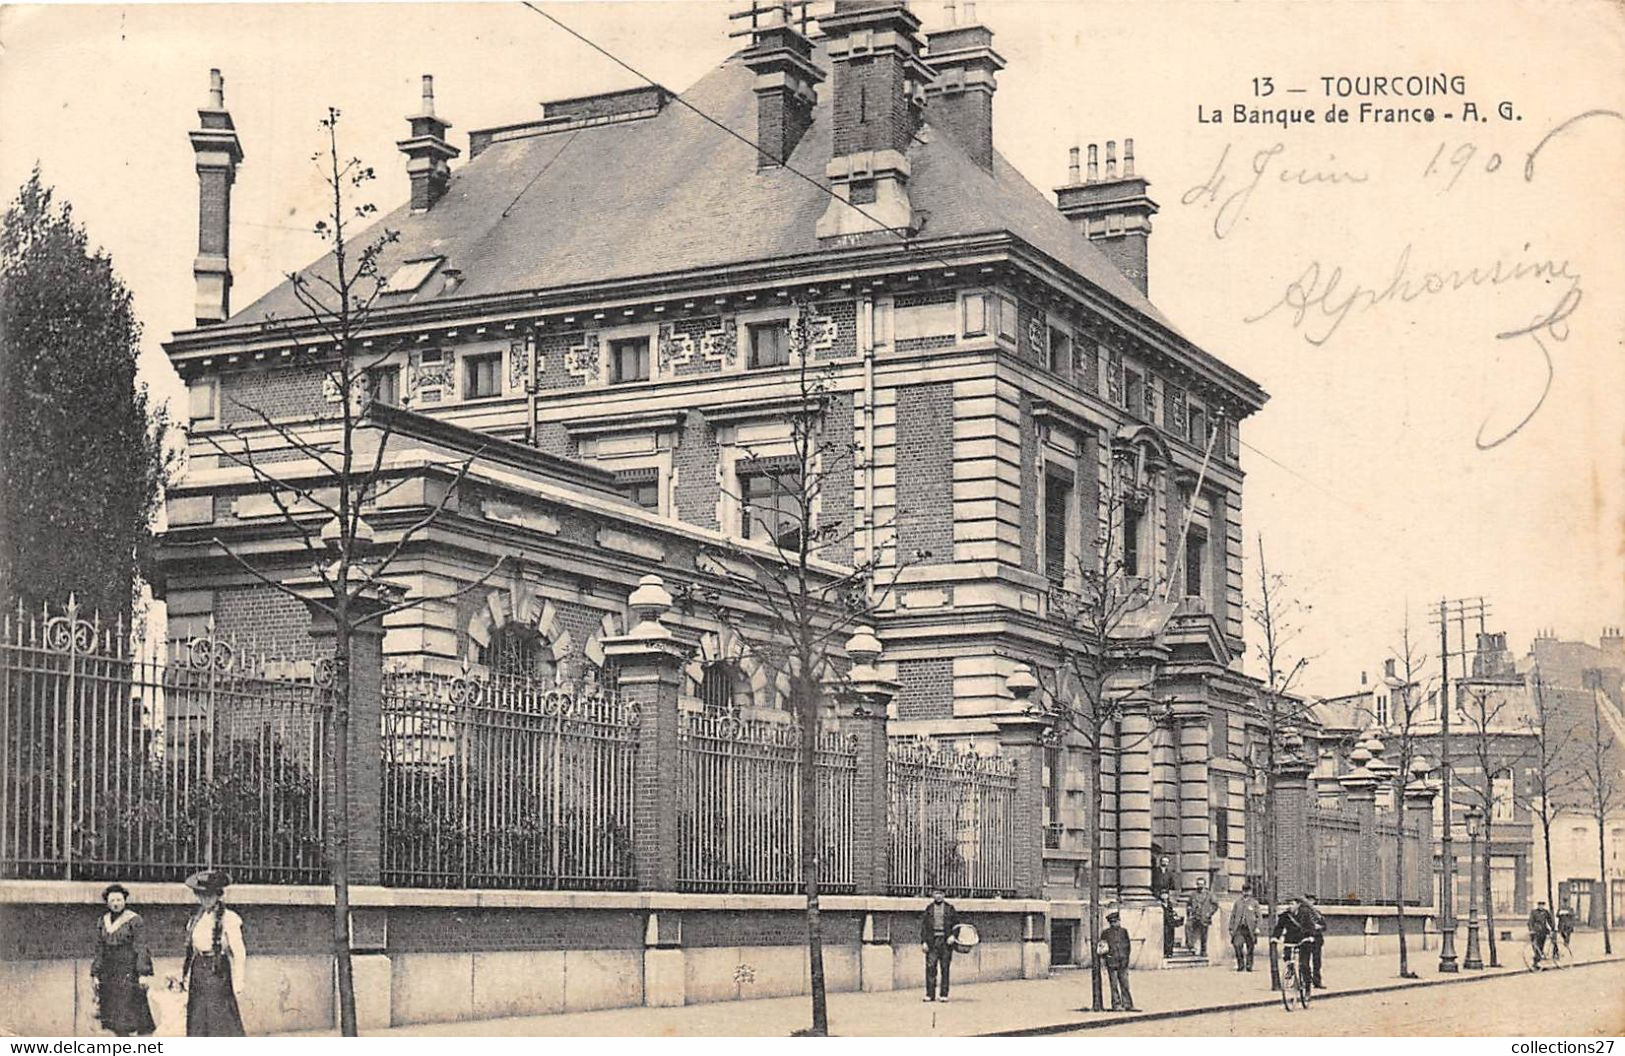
[159,1,1268,932]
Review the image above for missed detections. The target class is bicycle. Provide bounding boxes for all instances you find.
[1278,942,1311,1010]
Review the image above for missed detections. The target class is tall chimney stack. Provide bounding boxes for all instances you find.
[815,1,933,239]
[188,68,244,326]
[1055,136,1159,295]
[397,75,460,213]
[922,4,1004,172]
[740,5,824,168]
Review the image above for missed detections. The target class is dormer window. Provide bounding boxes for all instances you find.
[747,321,791,369]
[384,256,443,294]
[608,335,651,384]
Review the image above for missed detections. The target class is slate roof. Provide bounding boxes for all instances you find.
[229,47,1184,338]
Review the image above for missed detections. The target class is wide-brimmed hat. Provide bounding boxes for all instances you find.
[184,869,232,895]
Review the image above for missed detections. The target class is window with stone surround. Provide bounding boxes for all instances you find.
[1047,323,1072,377]
[1125,368,1145,421]
[747,320,791,369]
[608,335,651,384]
[1043,465,1076,585]
[464,352,502,399]
[738,455,803,552]
[613,466,661,511]
[699,660,745,712]
[1185,525,1207,601]
[1123,504,1143,578]
[367,364,402,407]
[187,375,218,424]
[477,624,554,684]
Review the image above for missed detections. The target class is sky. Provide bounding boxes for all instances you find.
[2,1,1622,699]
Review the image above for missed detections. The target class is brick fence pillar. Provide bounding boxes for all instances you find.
[841,626,898,897]
[1271,756,1313,901]
[601,575,685,892]
[1404,778,1438,909]
[306,598,384,887]
[993,713,1052,900]
[1339,767,1379,903]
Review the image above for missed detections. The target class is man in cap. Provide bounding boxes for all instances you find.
[1529,900,1556,966]
[919,887,961,1002]
[1100,909,1136,1011]
[1229,880,1262,971]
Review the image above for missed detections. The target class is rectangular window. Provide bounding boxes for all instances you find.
[747,321,791,369]
[614,467,661,511]
[1125,369,1145,418]
[1189,405,1208,448]
[1209,710,1230,759]
[1047,324,1072,376]
[368,365,402,407]
[1492,771,1515,822]
[1185,527,1206,600]
[464,353,502,399]
[1123,507,1142,578]
[608,336,651,384]
[1212,806,1231,859]
[187,376,218,423]
[962,293,989,337]
[739,458,803,552]
[1043,468,1074,584]
[996,295,1018,343]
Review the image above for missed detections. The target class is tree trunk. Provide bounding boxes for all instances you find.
[1599,811,1613,955]
[1395,813,1410,977]
[1087,738,1105,1011]
[798,676,828,1036]
[1482,771,1499,967]
[331,616,357,1037]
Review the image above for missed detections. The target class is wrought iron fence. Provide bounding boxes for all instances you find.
[1307,809,1362,903]
[380,672,639,889]
[1,598,330,884]
[676,711,856,893]
[887,738,1017,897]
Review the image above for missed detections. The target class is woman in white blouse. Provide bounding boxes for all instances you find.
[181,870,246,1036]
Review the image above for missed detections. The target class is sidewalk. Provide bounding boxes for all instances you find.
[286,933,1619,1037]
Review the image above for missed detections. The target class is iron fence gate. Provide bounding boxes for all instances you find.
[1,598,330,883]
[379,671,639,889]
[676,711,856,893]
[887,738,1017,897]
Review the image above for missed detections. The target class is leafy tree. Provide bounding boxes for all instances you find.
[0,170,172,617]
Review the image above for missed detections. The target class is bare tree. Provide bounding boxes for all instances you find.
[1033,449,1158,1011]
[1242,535,1316,990]
[1577,685,1622,954]
[694,319,915,1037]
[1455,681,1536,968]
[1518,670,1584,925]
[189,110,502,1034]
[1381,615,1437,979]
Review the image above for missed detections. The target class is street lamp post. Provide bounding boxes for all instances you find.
[1464,805,1485,970]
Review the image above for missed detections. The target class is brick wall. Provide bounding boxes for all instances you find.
[812,299,857,361]
[893,383,953,560]
[198,169,231,256]
[535,420,572,458]
[831,55,914,157]
[673,409,719,530]
[668,315,727,378]
[538,332,589,391]
[213,584,316,654]
[895,657,953,720]
[221,366,327,425]
[822,392,856,565]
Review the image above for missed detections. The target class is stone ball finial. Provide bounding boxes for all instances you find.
[628,574,672,624]
[845,625,882,667]
[1006,664,1038,702]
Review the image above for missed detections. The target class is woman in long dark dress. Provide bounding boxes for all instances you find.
[91,884,156,1036]
[181,870,247,1037]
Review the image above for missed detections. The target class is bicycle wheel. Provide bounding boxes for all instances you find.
[1280,966,1294,1011]
[1298,970,1312,1009]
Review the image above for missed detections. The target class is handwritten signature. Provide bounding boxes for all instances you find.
[1181,143,1370,239]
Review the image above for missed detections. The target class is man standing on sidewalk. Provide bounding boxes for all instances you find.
[1186,876,1219,957]
[1100,910,1137,1011]
[1304,893,1328,988]
[920,887,960,1002]
[1229,881,1262,971]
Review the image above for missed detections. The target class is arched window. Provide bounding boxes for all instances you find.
[478,625,554,684]
[587,658,621,699]
[699,660,744,712]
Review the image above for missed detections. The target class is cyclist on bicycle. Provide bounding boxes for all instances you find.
[1272,895,1317,990]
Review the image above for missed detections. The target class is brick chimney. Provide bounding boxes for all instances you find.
[188,69,243,326]
[740,6,823,168]
[815,0,933,239]
[923,1,1004,172]
[1055,139,1160,295]
[397,75,459,213]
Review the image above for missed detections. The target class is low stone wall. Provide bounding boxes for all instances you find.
[0,882,1048,1035]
